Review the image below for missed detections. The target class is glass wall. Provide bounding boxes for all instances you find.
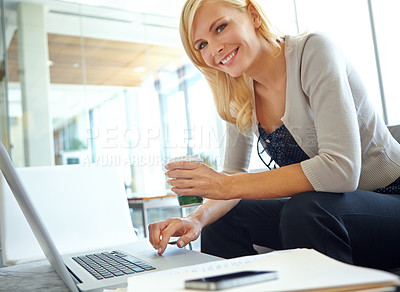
[370,0,400,125]
[4,1,225,199]
[0,0,9,154]
[0,0,7,267]
[296,0,382,116]
[294,0,400,125]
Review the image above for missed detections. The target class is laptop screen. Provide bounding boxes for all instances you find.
[0,142,79,292]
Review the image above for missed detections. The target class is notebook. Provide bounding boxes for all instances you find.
[0,142,219,292]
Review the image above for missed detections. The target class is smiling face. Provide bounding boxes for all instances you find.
[191,1,262,78]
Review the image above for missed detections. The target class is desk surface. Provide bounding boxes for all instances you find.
[0,260,69,292]
[127,193,176,202]
[1,256,399,292]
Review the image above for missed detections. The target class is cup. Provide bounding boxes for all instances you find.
[168,154,204,208]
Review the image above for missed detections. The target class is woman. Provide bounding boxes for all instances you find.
[148,0,400,270]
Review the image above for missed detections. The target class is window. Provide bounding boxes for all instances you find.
[370,0,400,125]
[295,0,382,116]
[4,0,226,198]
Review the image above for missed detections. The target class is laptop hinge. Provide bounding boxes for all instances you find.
[66,265,83,284]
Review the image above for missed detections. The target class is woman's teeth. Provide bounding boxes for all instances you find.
[221,49,237,64]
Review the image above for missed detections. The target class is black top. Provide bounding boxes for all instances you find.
[257,123,400,194]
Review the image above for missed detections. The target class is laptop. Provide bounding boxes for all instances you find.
[0,142,220,292]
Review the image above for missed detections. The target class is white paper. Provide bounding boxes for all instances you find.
[127,249,399,292]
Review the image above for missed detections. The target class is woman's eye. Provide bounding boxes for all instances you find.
[198,41,208,50]
[216,24,227,34]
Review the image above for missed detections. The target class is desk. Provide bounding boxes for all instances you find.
[1,255,399,292]
[0,260,69,292]
[128,193,180,237]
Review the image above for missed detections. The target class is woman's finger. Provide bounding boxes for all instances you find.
[157,219,188,255]
[148,219,171,249]
[165,160,201,171]
[166,169,196,179]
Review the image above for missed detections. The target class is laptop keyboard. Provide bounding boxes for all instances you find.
[72,250,156,280]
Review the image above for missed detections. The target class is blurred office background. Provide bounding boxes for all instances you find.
[0,0,399,244]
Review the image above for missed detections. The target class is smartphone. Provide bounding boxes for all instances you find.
[184,270,278,290]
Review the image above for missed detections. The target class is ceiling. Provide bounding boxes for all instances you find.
[4,0,190,124]
[5,0,187,87]
[4,0,185,18]
[7,32,186,87]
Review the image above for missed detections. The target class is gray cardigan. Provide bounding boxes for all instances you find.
[223,33,400,192]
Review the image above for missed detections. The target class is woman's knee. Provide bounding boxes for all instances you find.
[201,204,237,240]
[279,192,352,262]
[280,192,326,225]
[279,191,348,242]
[200,202,257,258]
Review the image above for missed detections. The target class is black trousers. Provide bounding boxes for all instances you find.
[201,191,400,270]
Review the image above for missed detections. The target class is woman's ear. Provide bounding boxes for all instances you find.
[247,4,262,29]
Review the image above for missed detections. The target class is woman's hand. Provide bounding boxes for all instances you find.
[148,216,203,255]
[148,198,241,255]
[165,160,232,200]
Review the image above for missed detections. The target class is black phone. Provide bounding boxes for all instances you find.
[184,270,278,290]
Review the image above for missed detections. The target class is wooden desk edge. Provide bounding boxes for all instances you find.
[128,193,176,202]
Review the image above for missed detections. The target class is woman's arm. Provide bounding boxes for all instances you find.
[167,160,313,200]
[295,33,362,192]
[148,198,239,255]
[166,114,312,200]
[228,163,313,198]
[148,123,249,254]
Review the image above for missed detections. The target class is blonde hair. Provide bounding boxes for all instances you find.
[180,0,283,133]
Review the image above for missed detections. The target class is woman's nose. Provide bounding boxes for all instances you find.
[211,42,224,56]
